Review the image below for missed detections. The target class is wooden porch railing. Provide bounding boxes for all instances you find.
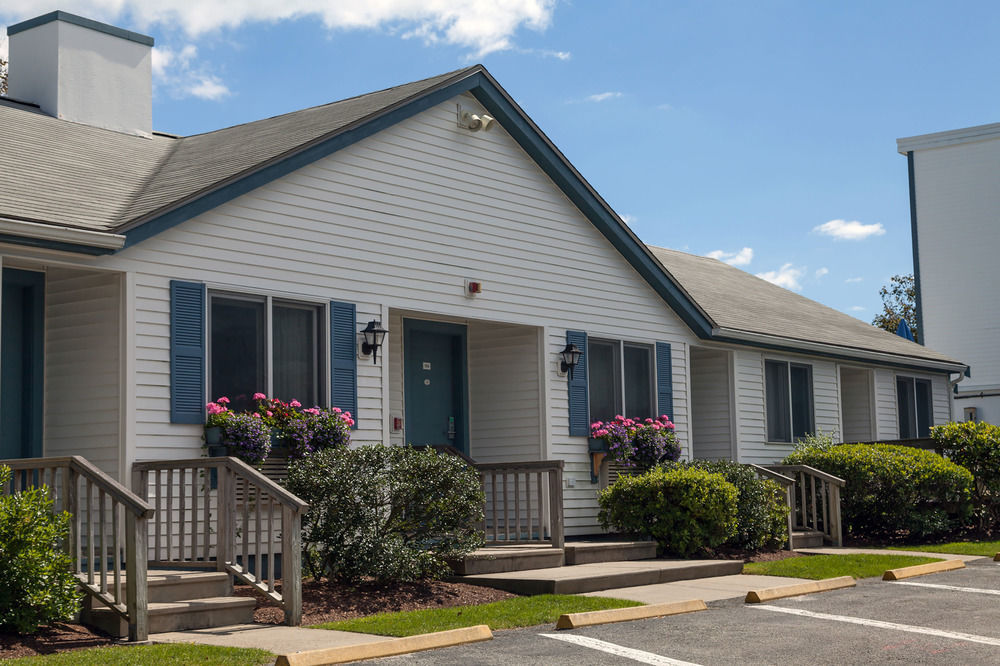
[0,456,155,642]
[476,460,564,549]
[132,457,308,626]
[765,464,844,547]
[748,464,795,550]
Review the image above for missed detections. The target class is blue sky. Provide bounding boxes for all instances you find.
[3,1,998,320]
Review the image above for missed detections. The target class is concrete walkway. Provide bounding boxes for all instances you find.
[151,623,390,654]
[795,546,987,562]
[582,573,805,603]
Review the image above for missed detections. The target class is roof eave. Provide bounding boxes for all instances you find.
[0,216,125,254]
[712,327,968,374]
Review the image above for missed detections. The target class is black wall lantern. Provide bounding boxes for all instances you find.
[361,320,388,363]
[560,343,583,379]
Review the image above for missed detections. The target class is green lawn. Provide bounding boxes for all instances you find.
[887,540,1000,557]
[9,643,274,665]
[311,594,642,636]
[743,554,943,580]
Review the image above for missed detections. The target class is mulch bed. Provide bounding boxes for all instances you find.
[236,579,516,625]
[0,623,113,660]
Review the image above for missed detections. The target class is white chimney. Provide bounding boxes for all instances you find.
[6,11,153,137]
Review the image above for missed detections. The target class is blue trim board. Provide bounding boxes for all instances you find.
[7,11,154,45]
[907,151,925,346]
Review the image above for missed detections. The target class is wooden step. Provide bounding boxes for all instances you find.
[564,540,657,565]
[450,546,565,575]
[83,596,257,637]
[792,530,826,549]
[84,570,232,604]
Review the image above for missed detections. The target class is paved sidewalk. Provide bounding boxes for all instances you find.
[795,546,987,562]
[151,623,391,654]
[582,573,804,603]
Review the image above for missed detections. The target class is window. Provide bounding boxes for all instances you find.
[897,376,933,438]
[588,339,654,422]
[765,360,813,443]
[209,293,324,412]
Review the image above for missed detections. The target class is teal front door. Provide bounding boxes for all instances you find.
[403,319,468,453]
[1,269,44,459]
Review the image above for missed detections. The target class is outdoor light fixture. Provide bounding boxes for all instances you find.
[456,104,496,132]
[360,320,388,364]
[559,343,583,379]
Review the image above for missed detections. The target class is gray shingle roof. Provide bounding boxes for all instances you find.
[1,67,476,232]
[646,245,963,368]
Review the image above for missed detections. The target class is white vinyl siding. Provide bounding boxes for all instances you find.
[43,268,121,479]
[690,347,733,460]
[839,367,874,443]
[874,368,900,440]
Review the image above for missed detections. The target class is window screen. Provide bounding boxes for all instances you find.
[765,360,791,443]
[588,340,620,423]
[624,344,653,418]
[210,296,266,412]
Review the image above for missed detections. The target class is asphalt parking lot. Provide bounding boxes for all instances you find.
[375,559,1000,665]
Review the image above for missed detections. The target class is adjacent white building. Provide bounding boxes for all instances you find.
[898,123,1000,425]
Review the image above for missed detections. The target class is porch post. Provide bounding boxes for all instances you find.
[548,462,564,549]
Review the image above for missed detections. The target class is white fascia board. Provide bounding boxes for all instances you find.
[713,327,967,374]
[897,121,1000,154]
[0,217,126,250]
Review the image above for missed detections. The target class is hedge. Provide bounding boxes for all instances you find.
[932,421,1000,533]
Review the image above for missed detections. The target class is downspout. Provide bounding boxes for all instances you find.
[907,151,926,345]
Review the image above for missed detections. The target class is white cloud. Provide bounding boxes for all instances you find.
[845,276,863,284]
[657,103,673,111]
[707,247,753,267]
[0,1,556,57]
[850,306,865,312]
[813,219,886,241]
[756,263,805,291]
[620,213,636,225]
[0,33,7,62]
[586,91,623,103]
[152,44,230,100]
[538,48,570,60]
[815,267,829,278]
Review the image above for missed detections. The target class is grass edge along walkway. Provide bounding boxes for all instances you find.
[743,553,943,580]
[311,594,642,636]
[8,643,274,665]
[886,540,1000,557]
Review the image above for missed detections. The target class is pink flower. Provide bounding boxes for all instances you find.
[645,418,654,424]
[343,412,352,420]
[216,396,230,404]
[266,410,273,417]
[289,399,302,408]
[304,408,320,415]
[252,413,262,419]
[253,393,267,401]
[206,402,228,415]
[332,407,341,414]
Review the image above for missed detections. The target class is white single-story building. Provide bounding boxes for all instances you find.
[1,11,966,538]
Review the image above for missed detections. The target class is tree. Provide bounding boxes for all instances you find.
[1,56,7,97]
[872,273,918,342]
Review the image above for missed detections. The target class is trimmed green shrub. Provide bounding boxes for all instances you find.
[932,421,1000,533]
[286,444,485,583]
[669,460,789,551]
[598,466,737,556]
[784,443,973,538]
[0,466,80,633]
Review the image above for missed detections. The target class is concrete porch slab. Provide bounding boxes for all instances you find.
[584,574,806,604]
[458,559,743,595]
[151,623,392,654]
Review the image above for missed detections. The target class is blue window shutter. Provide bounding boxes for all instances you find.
[170,280,206,424]
[656,342,673,420]
[567,330,589,436]
[330,301,358,426]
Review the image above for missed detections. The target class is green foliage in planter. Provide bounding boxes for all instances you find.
[0,467,79,633]
[932,421,1000,533]
[286,444,485,583]
[784,443,973,539]
[598,466,738,556]
[668,460,788,551]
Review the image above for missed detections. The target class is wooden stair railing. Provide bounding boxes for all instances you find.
[764,464,845,547]
[132,457,308,626]
[748,464,796,550]
[0,456,155,642]
[476,460,564,549]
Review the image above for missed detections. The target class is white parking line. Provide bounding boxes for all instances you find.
[751,605,1000,646]
[893,581,1000,596]
[540,633,703,665]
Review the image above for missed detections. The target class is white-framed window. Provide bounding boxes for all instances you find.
[765,359,814,443]
[208,292,325,412]
[897,376,933,438]
[587,339,655,422]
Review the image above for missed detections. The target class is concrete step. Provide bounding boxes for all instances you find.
[564,540,657,565]
[792,530,826,549]
[451,546,565,575]
[458,559,744,595]
[83,596,257,637]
